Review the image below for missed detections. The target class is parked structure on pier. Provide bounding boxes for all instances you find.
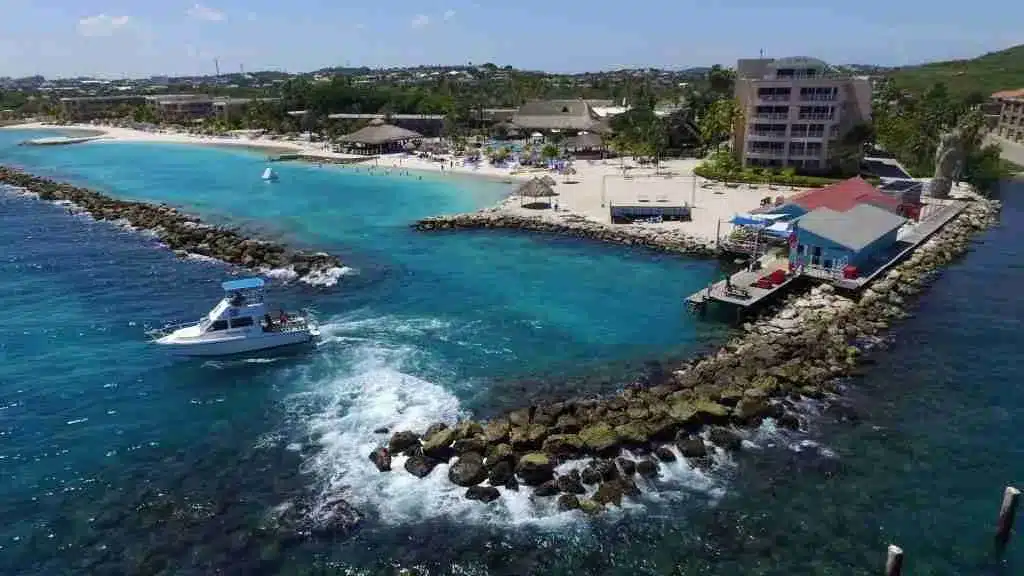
[789,203,907,279]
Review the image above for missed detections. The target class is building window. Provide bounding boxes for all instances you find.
[797,244,806,255]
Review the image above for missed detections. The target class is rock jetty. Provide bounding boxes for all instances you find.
[381,197,1000,512]
[0,165,342,281]
[415,210,717,257]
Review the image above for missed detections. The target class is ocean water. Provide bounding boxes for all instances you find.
[1,128,1022,575]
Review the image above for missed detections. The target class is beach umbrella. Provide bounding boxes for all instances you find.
[540,175,557,187]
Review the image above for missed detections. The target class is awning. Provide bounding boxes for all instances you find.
[730,212,789,226]
[764,221,793,238]
[222,277,265,291]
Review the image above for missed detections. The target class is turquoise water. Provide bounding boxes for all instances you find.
[3,128,1023,575]
[0,129,733,573]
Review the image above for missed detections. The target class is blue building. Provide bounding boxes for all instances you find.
[790,203,907,278]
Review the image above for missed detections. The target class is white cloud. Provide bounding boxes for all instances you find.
[186,3,226,22]
[77,14,132,37]
[443,10,456,21]
[411,14,429,29]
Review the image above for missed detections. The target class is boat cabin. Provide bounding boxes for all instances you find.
[199,277,293,335]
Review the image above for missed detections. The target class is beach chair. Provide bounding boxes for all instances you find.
[656,194,668,202]
[637,194,651,203]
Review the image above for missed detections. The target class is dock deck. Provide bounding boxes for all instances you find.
[686,199,968,309]
[686,263,797,308]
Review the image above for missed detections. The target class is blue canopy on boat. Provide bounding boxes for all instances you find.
[730,212,789,227]
[222,277,265,292]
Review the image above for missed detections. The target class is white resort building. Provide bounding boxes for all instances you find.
[732,56,872,172]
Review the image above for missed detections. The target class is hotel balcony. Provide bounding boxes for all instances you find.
[797,113,834,121]
[753,112,790,121]
[758,95,792,103]
[748,131,788,139]
[799,94,837,102]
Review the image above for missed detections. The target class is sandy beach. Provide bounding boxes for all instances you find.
[4,121,808,244]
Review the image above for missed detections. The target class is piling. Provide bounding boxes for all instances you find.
[996,486,1021,552]
[885,544,903,576]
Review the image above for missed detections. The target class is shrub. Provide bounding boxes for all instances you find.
[693,162,877,188]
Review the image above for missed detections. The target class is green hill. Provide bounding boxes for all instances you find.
[885,44,1024,97]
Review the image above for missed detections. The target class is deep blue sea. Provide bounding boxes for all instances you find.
[1,128,1022,575]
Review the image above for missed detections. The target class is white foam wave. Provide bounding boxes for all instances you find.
[301,265,357,287]
[287,317,731,527]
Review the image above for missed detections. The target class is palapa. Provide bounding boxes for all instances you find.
[338,118,423,145]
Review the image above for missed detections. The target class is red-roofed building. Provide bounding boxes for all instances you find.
[992,88,1024,144]
[766,176,921,221]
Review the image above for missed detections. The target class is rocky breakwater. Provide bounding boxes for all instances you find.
[414,209,717,257]
[371,197,1000,514]
[0,166,342,281]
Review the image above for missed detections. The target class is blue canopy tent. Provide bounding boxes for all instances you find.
[222,277,265,292]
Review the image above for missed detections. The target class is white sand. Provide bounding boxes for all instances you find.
[4,122,808,244]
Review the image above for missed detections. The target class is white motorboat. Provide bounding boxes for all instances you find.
[149,277,319,357]
[262,167,279,181]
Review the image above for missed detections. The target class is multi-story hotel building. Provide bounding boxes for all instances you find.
[992,89,1024,144]
[732,57,872,172]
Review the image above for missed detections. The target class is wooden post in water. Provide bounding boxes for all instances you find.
[996,486,1021,553]
[715,219,721,250]
[885,544,903,576]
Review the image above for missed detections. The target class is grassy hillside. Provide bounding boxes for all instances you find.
[886,44,1024,97]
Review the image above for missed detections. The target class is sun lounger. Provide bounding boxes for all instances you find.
[656,194,668,202]
[637,194,650,203]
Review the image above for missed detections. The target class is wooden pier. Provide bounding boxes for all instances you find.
[686,262,798,309]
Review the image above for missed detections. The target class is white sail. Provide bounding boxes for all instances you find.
[262,167,277,181]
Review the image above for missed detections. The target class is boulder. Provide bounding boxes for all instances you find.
[448,452,487,487]
[404,455,440,478]
[592,478,639,507]
[453,420,484,440]
[613,421,651,445]
[734,397,771,423]
[504,475,519,491]
[510,424,548,450]
[465,486,500,503]
[452,435,488,455]
[483,419,511,444]
[553,414,581,433]
[577,498,603,515]
[555,473,586,495]
[557,494,581,511]
[421,428,457,460]
[423,422,449,439]
[654,446,677,462]
[484,443,514,467]
[675,434,708,458]
[542,434,585,458]
[369,447,391,472]
[616,457,637,476]
[777,412,801,430]
[534,480,559,497]
[508,407,533,428]
[515,452,555,486]
[636,458,659,477]
[579,423,621,455]
[669,399,731,428]
[594,459,620,481]
[708,427,743,451]
[487,460,514,486]
[580,466,602,485]
[645,417,679,441]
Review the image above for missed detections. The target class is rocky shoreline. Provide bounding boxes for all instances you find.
[414,210,718,257]
[380,196,1000,512]
[0,165,343,282]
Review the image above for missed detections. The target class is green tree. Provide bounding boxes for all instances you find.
[697,99,739,153]
[541,143,560,162]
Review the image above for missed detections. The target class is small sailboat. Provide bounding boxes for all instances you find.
[262,167,279,182]
[148,277,319,357]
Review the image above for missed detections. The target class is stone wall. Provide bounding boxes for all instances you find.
[380,197,1001,513]
[415,211,718,257]
[0,166,342,281]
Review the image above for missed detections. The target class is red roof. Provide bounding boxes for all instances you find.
[789,176,902,214]
[992,88,1024,101]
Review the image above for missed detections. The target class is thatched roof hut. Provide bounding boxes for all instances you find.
[512,100,612,134]
[566,132,604,150]
[516,178,558,207]
[539,175,557,187]
[338,118,423,145]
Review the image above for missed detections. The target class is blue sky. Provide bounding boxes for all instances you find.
[0,0,1021,78]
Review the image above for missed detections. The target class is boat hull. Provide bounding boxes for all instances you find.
[156,330,315,357]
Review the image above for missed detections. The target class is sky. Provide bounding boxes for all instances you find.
[0,0,1022,78]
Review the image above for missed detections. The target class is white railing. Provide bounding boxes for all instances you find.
[754,113,790,120]
[800,95,837,102]
[749,131,788,138]
[758,95,791,102]
[797,114,833,121]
